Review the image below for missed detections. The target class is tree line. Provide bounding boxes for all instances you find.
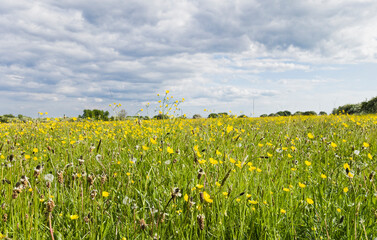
[331,96,377,115]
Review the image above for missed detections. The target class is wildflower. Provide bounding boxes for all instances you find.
[102,191,110,198]
[226,125,233,133]
[363,142,370,148]
[202,191,213,203]
[248,200,258,205]
[70,215,79,220]
[246,194,252,198]
[184,194,189,202]
[280,209,286,214]
[321,174,327,179]
[222,192,228,197]
[256,168,262,172]
[142,146,149,151]
[331,142,337,148]
[307,133,314,139]
[283,188,290,192]
[343,163,350,170]
[298,182,306,188]
[167,147,174,154]
[215,182,221,187]
[150,138,157,144]
[209,158,218,165]
[306,198,314,205]
[337,208,341,213]
[305,161,311,166]
[343,187,348,193]
[44,174,54,183]
[196,184,204,189]
[368,153,373,159]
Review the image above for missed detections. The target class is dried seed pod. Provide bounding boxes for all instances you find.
[20,175,29,186]
[171,187,181,199]
[12,190,19,199]
[78,156,85,165]
[90,189,98,200]
[3,213,8,222]
[46,199,55,213]
[100,173,107,184]
[57,170,64,184]
[197,214,205,230]
[84,213,91,223]
[139,219,148,230]
[87,174,96,186]
[46,181,51,189]
[34,164,44,178]
[199,192,204,203]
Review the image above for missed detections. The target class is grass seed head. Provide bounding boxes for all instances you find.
[90,189,98,200]
[87,173,96,185]
[46,199,55,213]
[197,214,205,230]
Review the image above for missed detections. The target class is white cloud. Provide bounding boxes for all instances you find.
[1,0,377,116]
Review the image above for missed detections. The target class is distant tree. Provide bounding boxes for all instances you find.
[268,113,278,117]
[302,111,317,116]
[238,114,248,118]
[208,113,219,118]
[361,96,377,114]
[218,112,228,117]
[319,111,327,115]
[276,110,291,116]
[153,114,169,120]
[192,114,202,119]
[260,114,268,117]
[117,109,127,120]
[80,109,110,120]
[293,111,303,116]
[143,116,150,120]
[332,104,361,115]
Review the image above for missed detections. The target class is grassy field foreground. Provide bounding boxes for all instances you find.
[0,115,377,239]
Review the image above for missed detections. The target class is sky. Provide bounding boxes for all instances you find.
[1,0,377,118]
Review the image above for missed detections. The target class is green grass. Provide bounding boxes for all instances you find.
[0,114,377,239]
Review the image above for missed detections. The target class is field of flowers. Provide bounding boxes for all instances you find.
[0,114,377,239]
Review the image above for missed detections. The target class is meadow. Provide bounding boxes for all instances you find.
[0,113,377,239]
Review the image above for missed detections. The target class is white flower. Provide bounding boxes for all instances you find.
[95,154,102,161]
[354,150,360,155]
[44,174,54,182]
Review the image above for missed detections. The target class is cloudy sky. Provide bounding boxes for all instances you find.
[1,0,377,118]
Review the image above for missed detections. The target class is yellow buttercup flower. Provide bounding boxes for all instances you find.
[202,191,213,203]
